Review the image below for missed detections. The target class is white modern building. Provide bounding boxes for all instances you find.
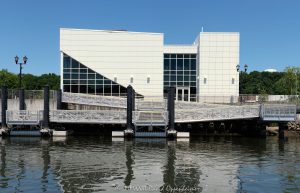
[60,28,239,102]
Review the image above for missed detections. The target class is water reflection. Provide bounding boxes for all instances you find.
[124,140,134,187]
[0,136,299,193]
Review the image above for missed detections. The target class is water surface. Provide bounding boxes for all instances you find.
[0,136,299,193]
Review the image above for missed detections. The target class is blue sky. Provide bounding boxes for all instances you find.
[0,0,299,75]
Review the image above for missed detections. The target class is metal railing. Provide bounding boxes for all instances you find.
[175,105,260,123]
[62,92,127,108]
[6,110,43,125]
[6,90,56,100]
[133,111,168,126]
[261,104,297,121]
[50,110,126,124]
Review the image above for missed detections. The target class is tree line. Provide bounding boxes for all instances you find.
[0,69,60,90]
[0,67,299,95]
[240,66,299,95]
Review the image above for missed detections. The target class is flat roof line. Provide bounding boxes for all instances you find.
[60,28,163,35]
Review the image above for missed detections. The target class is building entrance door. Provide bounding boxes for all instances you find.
[176,87,190,102]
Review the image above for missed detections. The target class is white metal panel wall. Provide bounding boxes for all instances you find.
[60,28,164,97]
[163,45,197,54]
[198,32,239,98]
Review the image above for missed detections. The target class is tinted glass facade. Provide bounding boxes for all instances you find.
[163,54,197,101]
[63,54,129,97]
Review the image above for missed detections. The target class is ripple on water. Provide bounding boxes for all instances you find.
[0,136,300,193]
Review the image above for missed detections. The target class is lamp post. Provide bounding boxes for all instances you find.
[14,55,28,89]
[236,64,249,103]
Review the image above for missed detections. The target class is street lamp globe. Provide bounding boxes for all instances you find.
[23,56,28,64]
[236,64,240,72]
[244,64,248,72]
[15,55,19,64]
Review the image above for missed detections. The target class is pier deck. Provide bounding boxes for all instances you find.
[1,92,297,126]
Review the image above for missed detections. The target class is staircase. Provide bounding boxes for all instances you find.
[133,99,168,131]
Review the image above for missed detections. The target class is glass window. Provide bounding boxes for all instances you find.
[164,54,170,58]
[184,71,189,75]
[112,85,119,93]
[80,74,87,79]
[183,54,190,58]
[80,68,87,73]
[177,81,183,86]
[71,74,78,79]
[88,73,95,79]
[88,85,95,94]
[71,59,79,68]
[80,80,87,84]
[184,76,189,81]
[104,85,111,95]
[79,64,86,69]
[79,85,87,93]
[88,69,95,73]
[191,59,196,70]
[191,71,196,75]
[164,82,170,87]
[71,85,78,93]
[190,82,196,86]
[184,82,190,86]
[63,85,70,92]
[171,75,176,81]
[177,54,183,58]
[96,85,103,94]
[71,68,79,73]
[177,76,183,81]
[171,59,176,70]
[164,59,170,70]
[63,80,70,84]
[63,69,70,73]
[88,80,95,84]
[190,76,196,81]
[170,54,176,58]
[104,79,111,85]
[170,82,176,86]
[190,87,196,95]
[96,79,103,84]
[96,74,103,79]
[191,54,197,59]
[71,79,79,84]
[120,87,127,94]
[171,71,176,75]
[63,73,70,79]
[164,75,169,82]
[184,59,190,70]
[177,59,183,70]
[63,56,71,68]
[177,70,183,75]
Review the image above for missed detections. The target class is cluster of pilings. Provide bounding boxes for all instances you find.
[1,86,63,135]
[124,85,176,138]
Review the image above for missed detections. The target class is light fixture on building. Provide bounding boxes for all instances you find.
[130,76,134,84]
[147,76,150,84]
